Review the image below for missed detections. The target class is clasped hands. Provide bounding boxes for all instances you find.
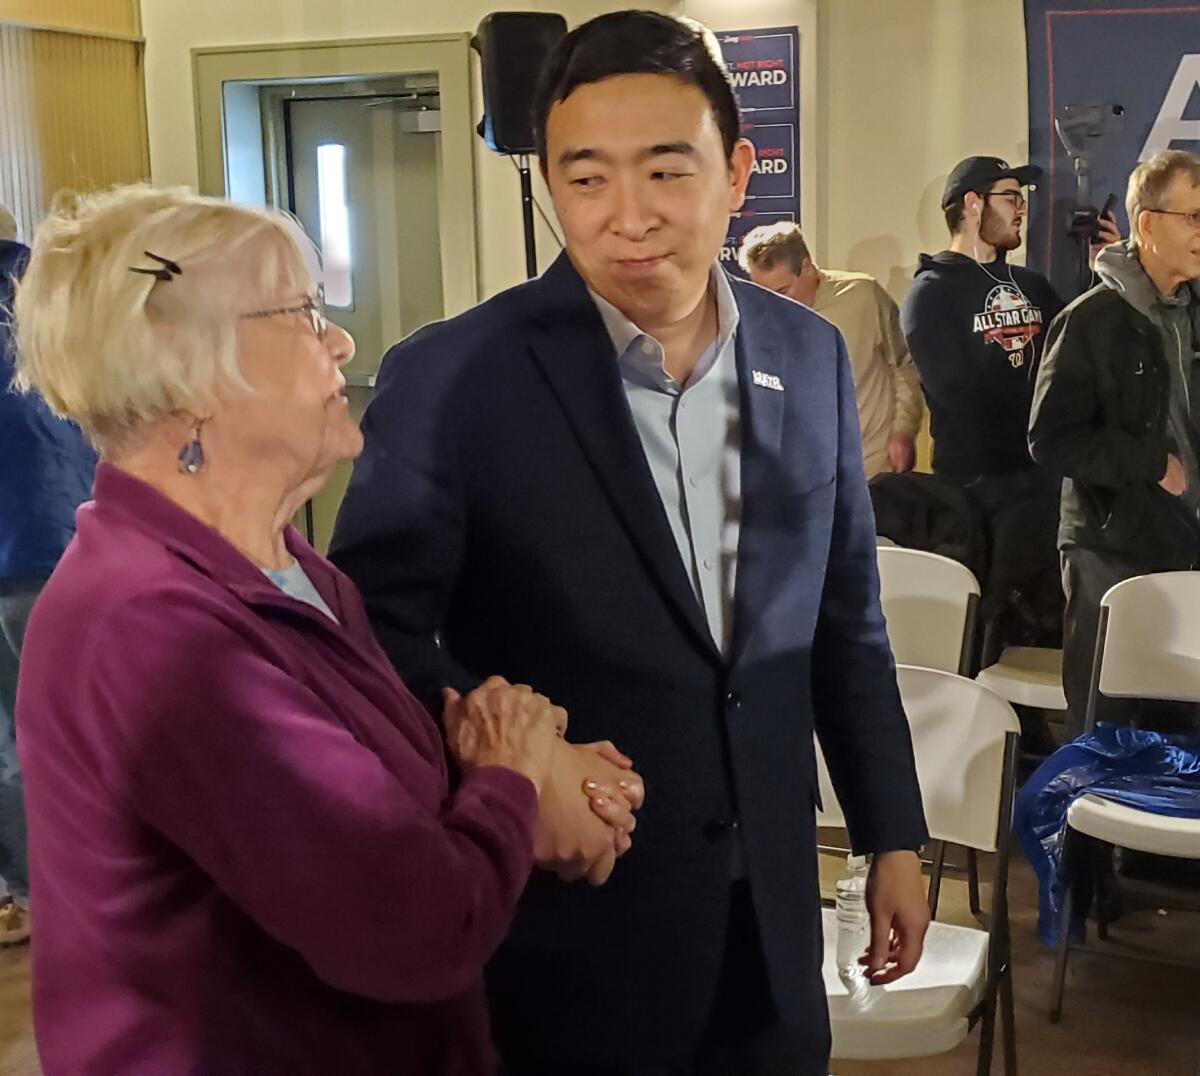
[443,676,643,886]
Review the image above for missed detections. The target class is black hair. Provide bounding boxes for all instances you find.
[944,198,967,235]
[532,11,741,167]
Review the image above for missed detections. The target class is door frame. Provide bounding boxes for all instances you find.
[192,34,478,320]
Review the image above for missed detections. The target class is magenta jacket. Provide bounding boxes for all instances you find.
[17,463,537,1075]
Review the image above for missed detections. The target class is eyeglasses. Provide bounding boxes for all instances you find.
[240,297,328,339]
[984,191,1027,210]
[1146,208,1200,230]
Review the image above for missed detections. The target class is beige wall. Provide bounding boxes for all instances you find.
[816,0,1029,302]
[140,0,676,299]
[0,0,139,37]
[140,0,1028,304]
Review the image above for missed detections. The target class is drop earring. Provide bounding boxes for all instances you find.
[177,418,206,475]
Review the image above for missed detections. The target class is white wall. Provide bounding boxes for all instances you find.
[141,0,1029,305]
[815,0,1029,299]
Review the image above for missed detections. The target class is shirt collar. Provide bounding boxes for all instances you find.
[813,267,834,307]
[588,264,740,390]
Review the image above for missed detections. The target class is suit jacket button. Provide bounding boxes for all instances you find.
[725,691,742,711]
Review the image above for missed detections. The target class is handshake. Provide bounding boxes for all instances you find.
[443,676,644,885]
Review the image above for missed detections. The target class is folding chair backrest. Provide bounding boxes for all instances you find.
[1098,572,1200,703]
[876,546,980,675]
[816,666,1019,852]
[815,743,845,829]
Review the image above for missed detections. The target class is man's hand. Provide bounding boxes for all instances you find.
[534,740,643,886]
[886,433,917,474]
[1088,211,1121,266]
[1161,453,1187,496]
[579,740,645,857]
[861,850,929,985]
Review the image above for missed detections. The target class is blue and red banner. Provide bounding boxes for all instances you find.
[1025,0,1200,296]
[715,26,802,269]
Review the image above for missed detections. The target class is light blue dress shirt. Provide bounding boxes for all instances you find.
[589,265,742,654]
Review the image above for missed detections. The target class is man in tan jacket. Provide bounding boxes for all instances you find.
[740,222,922,478]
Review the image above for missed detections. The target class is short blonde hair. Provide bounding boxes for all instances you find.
[1126,149,1200,245]
[14,185,314,451]
[737,222,811,276]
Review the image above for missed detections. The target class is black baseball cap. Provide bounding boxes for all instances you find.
[941,156,1042,208]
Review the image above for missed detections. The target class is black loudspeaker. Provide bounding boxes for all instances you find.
[473,12,567,155]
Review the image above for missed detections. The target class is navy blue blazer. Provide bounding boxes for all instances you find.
[331,253,927,1066]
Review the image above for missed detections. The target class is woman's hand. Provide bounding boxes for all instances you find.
[441,676,564,795]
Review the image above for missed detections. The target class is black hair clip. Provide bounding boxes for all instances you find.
[129,251,183,282]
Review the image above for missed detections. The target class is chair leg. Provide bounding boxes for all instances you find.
[1049,872,1074,1023]
[1000,959,1018,1076]
[1091,845,1111,941]
[976,981,998,1076]
[928,840,947,918]
[968,847,983,918]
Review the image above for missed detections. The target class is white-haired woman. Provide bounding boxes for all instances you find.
[12,186,641,1076]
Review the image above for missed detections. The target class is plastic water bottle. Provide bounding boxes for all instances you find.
[835,854,874,1007]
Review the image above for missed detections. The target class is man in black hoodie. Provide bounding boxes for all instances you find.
[900,157,1073,667]
[901,157,1065,485]
[1030,149,1200,737]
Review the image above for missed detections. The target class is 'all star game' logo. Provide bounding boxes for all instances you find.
[972,285,1043,367]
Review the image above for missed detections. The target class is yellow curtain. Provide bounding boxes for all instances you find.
[0,1,147,240]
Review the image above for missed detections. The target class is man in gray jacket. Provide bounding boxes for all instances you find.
[1030,149,1200,737]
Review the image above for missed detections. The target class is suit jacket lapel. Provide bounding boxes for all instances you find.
[730,295,786,664]
[526,255,720,661]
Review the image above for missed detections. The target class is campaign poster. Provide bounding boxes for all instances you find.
[716,26,802,273]
[1025,0,1200,296]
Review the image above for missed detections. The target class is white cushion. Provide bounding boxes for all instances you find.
[1067,793,1200,859]
[976,646,1067,711]
[822,908,989,1060]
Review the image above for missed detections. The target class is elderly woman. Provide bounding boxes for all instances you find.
[12,186,641,1075]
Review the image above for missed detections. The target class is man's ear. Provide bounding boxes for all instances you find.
[1136,208,1155,248]
[728,138,756,213]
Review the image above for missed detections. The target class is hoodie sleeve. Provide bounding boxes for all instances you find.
[899,275,955,402]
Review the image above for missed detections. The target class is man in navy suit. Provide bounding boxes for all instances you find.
[331,12,929,1075]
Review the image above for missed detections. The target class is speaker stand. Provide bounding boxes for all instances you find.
[517,153,537,280]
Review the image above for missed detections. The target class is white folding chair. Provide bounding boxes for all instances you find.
[819,666,1021,1076]
[876,547,980,676]
[1049,572,1200,1023]
[1085,571,1200,723]
[872,547,986,911]
[977,645,1067,713]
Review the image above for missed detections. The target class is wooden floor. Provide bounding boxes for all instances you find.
[1,851,1196,1075]
[0,942,35,1076]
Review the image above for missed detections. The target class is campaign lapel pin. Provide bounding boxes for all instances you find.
[751,370,785,392]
